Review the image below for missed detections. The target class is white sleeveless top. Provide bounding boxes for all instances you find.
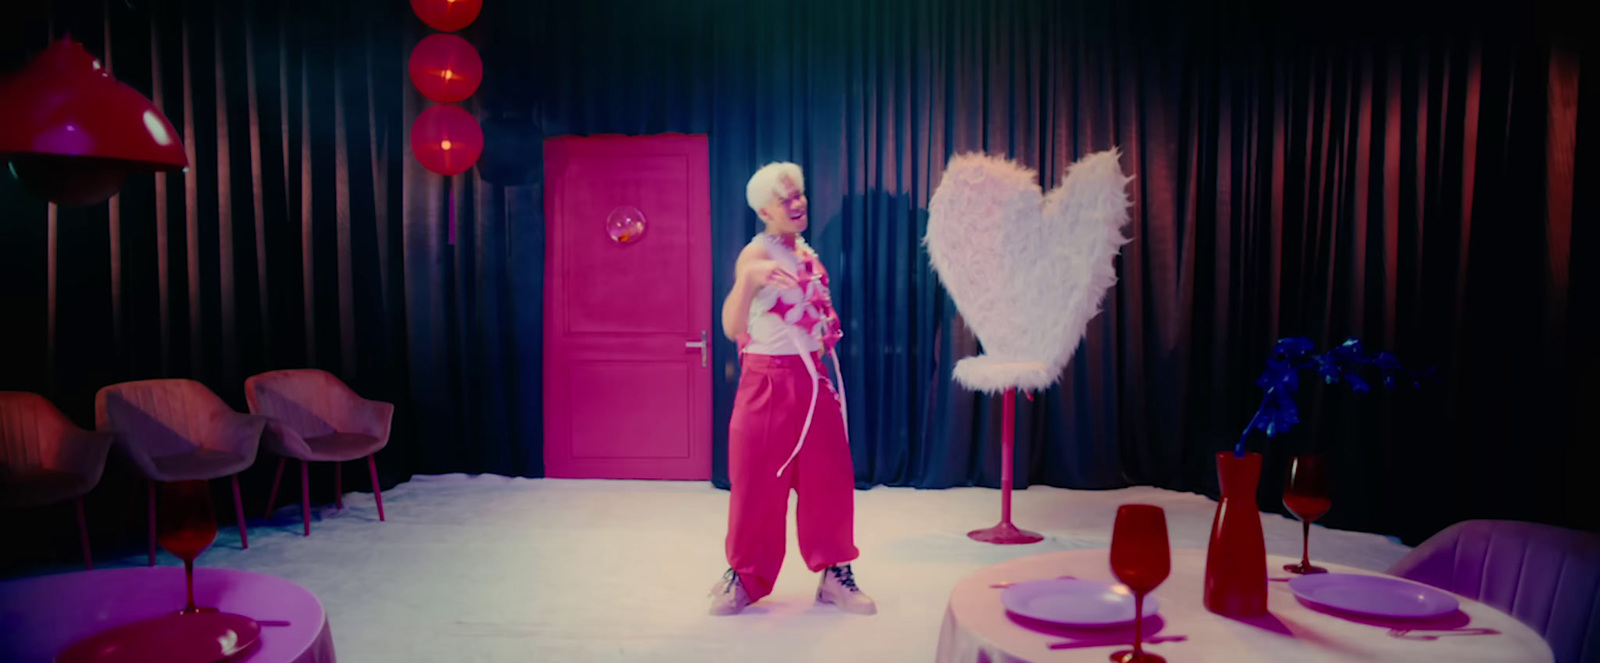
[744,233,835,356]
[739,232,849,478]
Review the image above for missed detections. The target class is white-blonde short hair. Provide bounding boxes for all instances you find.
[746,162,805,213]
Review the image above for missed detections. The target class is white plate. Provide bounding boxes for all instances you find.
[1001,578,1160,627]
[1288,573,1460,619]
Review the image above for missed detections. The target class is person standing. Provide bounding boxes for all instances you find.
[709,162,874,616]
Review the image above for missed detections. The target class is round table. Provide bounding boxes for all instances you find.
[0,567,335,663]
[936,548,1552,663]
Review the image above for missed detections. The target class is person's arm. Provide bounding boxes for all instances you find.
[721,243,797,341]
[721,244,765,341]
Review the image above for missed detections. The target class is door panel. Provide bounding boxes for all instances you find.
[543,135,712,480]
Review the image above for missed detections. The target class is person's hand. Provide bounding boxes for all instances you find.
[741,260,799,291]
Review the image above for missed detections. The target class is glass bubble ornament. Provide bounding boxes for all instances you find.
[606,206,647,244]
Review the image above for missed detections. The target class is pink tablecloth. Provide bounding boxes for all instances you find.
[0,567,335,663]
[936,548,1553,663]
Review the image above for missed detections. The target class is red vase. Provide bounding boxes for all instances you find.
[1204,451,1268,617]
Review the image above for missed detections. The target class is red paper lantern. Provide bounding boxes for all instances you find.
[408,34,482,104]
[410,104,483,176]
[0,37,187,206]
[410,0,482,33]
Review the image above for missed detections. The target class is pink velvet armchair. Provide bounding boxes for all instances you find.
[1388,519,1600,663]
[0,392,114,569]
[245,369,392,536]
[95,379,266,565]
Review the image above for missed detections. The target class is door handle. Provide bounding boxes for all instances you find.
[685,330,707,367]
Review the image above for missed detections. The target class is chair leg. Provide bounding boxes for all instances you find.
[301,460,311,536]
[75,497,92,571]
[334,461,343,509]
[231,475,248,549]
[147,482,157,567]
[264,456,286,519]
[367,455,385,522]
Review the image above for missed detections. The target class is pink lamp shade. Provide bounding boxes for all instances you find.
[408,34,483,104]
[410,104,483,176]
[411,0,483,33]
[0,37,187,206]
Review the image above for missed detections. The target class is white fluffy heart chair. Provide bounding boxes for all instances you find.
[925,149,1133,393]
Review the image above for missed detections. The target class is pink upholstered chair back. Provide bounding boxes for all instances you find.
[95,379,237,457]
[1388,519,1600,663]
[244,369,365,437]
[0,392,75,470]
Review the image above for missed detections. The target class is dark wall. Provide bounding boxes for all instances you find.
[2,0,1592,569]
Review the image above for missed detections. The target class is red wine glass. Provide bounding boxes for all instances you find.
[1282,454,1330,574]
[157,480,219,614]
[1108,504,1171,663]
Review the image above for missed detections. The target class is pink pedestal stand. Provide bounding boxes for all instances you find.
[967,388,1043,545]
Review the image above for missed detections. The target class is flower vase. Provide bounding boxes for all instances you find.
[1204,451,1268,617]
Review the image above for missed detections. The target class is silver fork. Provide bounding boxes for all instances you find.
[990,574,1076,588]
[1049,635,1188,650]
[1388,627,1500,640]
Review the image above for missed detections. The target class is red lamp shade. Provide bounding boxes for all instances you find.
[410,0,482,33]
[408,34,482,104]
[0,37,187,205]
[410,104,483,176]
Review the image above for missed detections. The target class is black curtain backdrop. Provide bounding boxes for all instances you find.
[1,0,1590,559]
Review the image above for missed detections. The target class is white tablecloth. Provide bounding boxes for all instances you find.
[936,548,1552,663]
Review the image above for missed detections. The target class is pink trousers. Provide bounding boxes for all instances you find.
[726,352,858,602]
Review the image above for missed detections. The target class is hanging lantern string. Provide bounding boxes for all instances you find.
[408,1,482,232]
[1235,337,1438,457]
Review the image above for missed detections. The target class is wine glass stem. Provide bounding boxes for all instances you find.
[184,559,196,613]
[1301,520,1312,568]
[1132,592,1144,657]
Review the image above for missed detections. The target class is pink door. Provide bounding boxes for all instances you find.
[543,134,713,480]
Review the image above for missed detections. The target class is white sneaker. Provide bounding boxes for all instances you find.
[816,564,876,615]
[709,569,751,616]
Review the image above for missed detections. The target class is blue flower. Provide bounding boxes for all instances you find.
[1236,337,1433,456]
[1373,352,1401,369]
[1317,355,1342,384]
[1346,373,1370,394]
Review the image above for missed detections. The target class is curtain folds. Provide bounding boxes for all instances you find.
[1,0,1587,545]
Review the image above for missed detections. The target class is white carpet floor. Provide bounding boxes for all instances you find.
[11,476,1413,662]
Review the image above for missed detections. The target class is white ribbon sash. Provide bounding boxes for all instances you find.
[747,234,849,479]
